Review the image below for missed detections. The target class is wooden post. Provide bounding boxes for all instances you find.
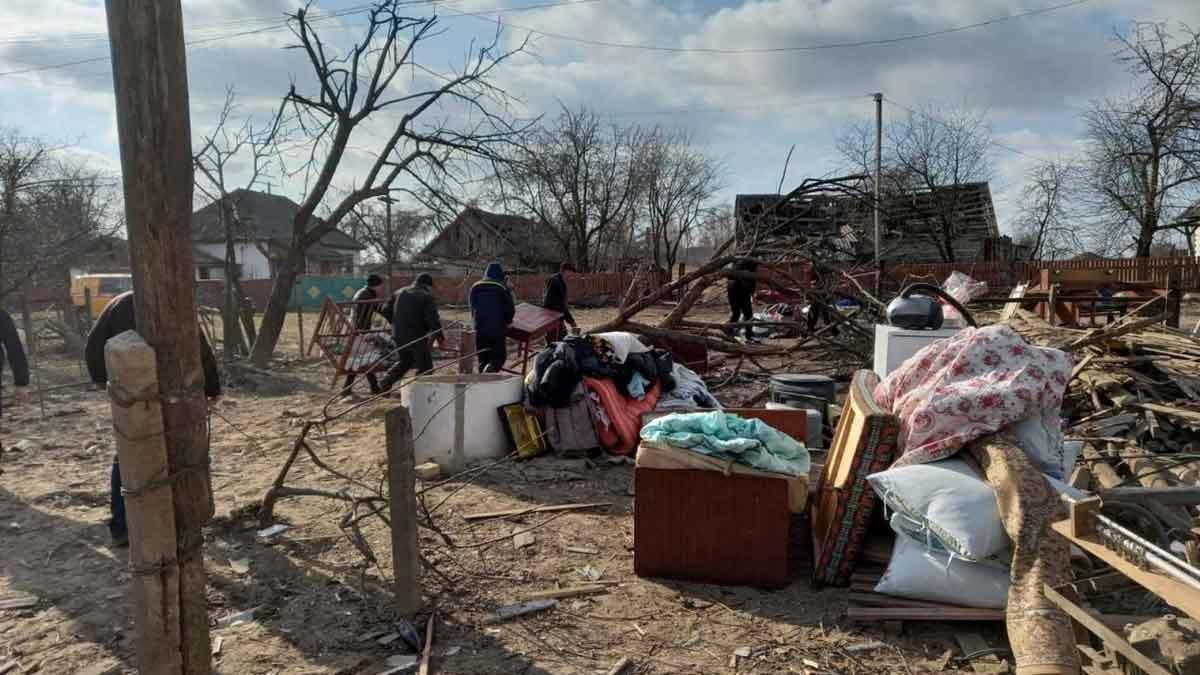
[104,0,212,672]
[459,330,476,374]
[385,406,422,614]
[106,331,183,674]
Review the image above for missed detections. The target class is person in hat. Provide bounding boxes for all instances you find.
[468,262,516,373]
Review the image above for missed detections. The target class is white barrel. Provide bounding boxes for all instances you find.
[408,373,523,473]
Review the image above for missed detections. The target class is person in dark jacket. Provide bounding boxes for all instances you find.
[727,260,759,341]
[342,274,394,399]
[85,291,221,547]
[542,262,577,344]
[0,308,30,436]
[468,262,516,373]
[380,274,445,392]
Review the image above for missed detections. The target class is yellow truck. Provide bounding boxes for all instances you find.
[70,273,133,322]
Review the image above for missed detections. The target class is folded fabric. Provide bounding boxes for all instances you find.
[640,411,810,477]
[591,331,652,364]
[873,325,1071,468]
[584,376,661,456]
[868,457,1010,562]
[1008,414,1078,480]
[627,371,650,399]
[875,531,1010,609]
[656,364,720,411]
[636,440,809,513]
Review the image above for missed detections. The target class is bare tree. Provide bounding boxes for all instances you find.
[1081,22,1200,257]
[350,203,431,271]
[1014,160,1081,260]
[244,2,529,365]
[0,129,118,302]
[641,126,722,280]
[193,89,287,359]
[491,105,644,272]
[839,104,994,262]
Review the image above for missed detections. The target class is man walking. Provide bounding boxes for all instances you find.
[380,273,445,392]
[727,260,759,342]
[469,262,516,373]
[85,291,221,547]
[342,274,393,400]
[542,262,577,343]
[1,308,30,468]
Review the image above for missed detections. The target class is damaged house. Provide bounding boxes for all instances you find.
[735,180,1002,265]
[416,207,561,276]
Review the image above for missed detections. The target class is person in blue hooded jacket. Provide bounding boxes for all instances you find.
[468,262,516,373]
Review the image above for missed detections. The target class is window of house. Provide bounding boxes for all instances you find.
[198,267,211,281]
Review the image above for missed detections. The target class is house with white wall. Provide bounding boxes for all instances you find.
[192,189,365,280]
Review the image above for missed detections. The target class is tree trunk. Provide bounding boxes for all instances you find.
[249,247,302,367]
[221,201,245,360]
[105,0,213,671]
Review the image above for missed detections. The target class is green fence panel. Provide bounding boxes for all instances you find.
[291,275,365,309]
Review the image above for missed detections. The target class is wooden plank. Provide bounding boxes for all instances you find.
[1050,519,1200,621]
[386,406,421,614]
[956,632,1007,674]
[463,502,611,522]
[1043,584,1172,675]
[1098,486,1200,505]
[848,592,983,611]
[418,612,434,675]
[1000,283,1028,322]
[522,585,609,601]
[846,606,1004,622]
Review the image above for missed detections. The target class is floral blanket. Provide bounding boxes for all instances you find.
[874,325,1071,468]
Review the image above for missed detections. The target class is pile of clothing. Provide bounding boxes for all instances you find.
[525,331,720,456]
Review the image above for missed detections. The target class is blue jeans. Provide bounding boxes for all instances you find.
[110,454,126,538]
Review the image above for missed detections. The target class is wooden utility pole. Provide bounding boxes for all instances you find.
[873,92,883,297]
[386,406,422,614]
[104,1,213,673]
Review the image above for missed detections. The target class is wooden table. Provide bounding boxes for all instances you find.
[504,303,563,379]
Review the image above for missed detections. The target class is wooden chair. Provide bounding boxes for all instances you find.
[811,370,899,587]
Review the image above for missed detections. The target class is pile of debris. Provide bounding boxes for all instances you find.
[1010,310,1200,495]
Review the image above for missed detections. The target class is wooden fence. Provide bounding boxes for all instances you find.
[887,256,1200,292]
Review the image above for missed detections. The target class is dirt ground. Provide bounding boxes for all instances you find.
[1,305,1003,675]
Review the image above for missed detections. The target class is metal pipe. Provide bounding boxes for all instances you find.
[1096,514,1200,590]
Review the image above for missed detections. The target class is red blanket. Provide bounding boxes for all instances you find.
[583,377,661,456]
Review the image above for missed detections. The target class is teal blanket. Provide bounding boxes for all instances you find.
[640,411,810,477]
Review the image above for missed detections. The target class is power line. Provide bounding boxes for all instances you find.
[446,0,1096,54]
[603,93,873,117]
[0,0,603,80]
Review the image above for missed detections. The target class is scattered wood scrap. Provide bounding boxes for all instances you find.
[462,502,611,522]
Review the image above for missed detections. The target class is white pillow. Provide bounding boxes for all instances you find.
[875,532,1010,609]
[868,457,1009,562]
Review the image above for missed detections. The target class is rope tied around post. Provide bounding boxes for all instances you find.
[120,458,212,500]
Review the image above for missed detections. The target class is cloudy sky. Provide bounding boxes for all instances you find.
[3,0,1199,237]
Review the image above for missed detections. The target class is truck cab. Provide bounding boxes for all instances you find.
[70,273,133,322]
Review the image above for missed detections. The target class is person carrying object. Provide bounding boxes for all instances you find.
[727,259,759,341]
[542,262,578,344]
[468,262,516,373]
[0,308,31,469]
[341,274,394,400]
[379,273,446,394]
[85,291,221,548]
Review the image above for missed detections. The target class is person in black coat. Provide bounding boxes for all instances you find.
[0,308,30,442]
[542,262,577,343]
[468,262,515,373]
[85,291,221,547]
[727,260,759,341]
[380,273,445,392]
[342,274,393,399]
